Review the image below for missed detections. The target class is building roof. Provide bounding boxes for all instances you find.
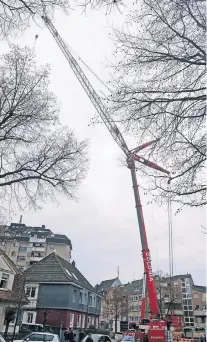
[24,253,95,292]
[97,278,120,292]
[0,248,22,274]
[0,249,28,304]
[125,279,143,295]
[192,285,206,292]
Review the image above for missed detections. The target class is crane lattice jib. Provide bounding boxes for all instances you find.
[43,16,129,156]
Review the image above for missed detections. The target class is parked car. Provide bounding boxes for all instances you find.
[81,334,111,342]
[0,335,6,342]
[14,332,59,342]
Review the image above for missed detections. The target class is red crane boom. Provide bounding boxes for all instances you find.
[43,16,170,318]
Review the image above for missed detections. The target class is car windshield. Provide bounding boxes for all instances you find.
[0,335,6,342]
[122,337,134,342]
[91,335,102,342]
[26,333,55,341]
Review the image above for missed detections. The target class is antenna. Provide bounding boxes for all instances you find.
[19,215,23,224]
[117,265,119,278]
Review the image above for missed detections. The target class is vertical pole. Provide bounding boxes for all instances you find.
[129,157,159,318]
[140,273,146,320]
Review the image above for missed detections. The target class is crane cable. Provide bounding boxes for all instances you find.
[167,178,174,308]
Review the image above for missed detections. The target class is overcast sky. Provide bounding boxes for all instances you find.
[1,2,206,286]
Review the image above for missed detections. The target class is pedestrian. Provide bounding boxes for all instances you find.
[68,328,75,342]
[64,329,70,342]
[85,333,94,342]
[79,330,86,342]
[143,334,149,342]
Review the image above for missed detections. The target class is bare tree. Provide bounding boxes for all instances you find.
[0,0,124,38]
[108,0,206,207]
[154,271,182,317]
[0,45,88,217]
[104,286,128,333]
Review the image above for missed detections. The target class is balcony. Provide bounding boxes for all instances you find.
[29,256,43,262]
[194,323,206,329]
[173,310,183,315]
[31,247,45,252]
[194,309,206,316]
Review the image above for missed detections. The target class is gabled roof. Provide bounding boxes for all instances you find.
[24,253,95,292]
[0,249,27,304]
[124,279,143,295]
[0,248,22,274]
[192,285,206,292]
[97,278,121,292]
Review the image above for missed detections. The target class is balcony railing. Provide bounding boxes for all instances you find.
[173,310,183,315]
[194,322,206,329]
[29,256,43,262]
[32,247,45,252]
[194,309,206,316]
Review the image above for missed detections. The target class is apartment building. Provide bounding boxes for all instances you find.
[123,279,142,323]
[0,223,72,270]
[192,285,206,330]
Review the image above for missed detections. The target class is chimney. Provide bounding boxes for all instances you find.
[42,225,45,229]
[72,260,75,267]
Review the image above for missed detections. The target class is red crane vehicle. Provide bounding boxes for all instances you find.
[42,16,176,342]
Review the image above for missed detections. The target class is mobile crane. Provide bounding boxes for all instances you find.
[42,16,172,342]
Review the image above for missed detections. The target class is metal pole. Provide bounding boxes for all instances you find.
[12,284,24,341]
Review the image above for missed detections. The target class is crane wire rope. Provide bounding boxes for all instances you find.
[151,204,160,272]
[167,180,174,309]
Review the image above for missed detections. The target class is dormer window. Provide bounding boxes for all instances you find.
[0,273,9,289]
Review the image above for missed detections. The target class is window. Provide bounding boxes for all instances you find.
[73,290,77,302]
[82,315,85,328]
[84,293,87,304]
[19,247,27,253]
[0,273,9,289]
[65,269,72,277]
[28,334,55,341]
[70,314,74,328]
[77,315,81,328]
[27,312,33,323]
[29,243,33,248]
[87,316,91,328]
[26,287,36,298]
[79,292,83,304]
[89,296,92,306]
[195,305,199,310]
[11,251,16,257]
[194,293,199,299]
[50,245,55,249]
[72,272,78,280]
[91,317,94,325]
[17,256,25,261]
